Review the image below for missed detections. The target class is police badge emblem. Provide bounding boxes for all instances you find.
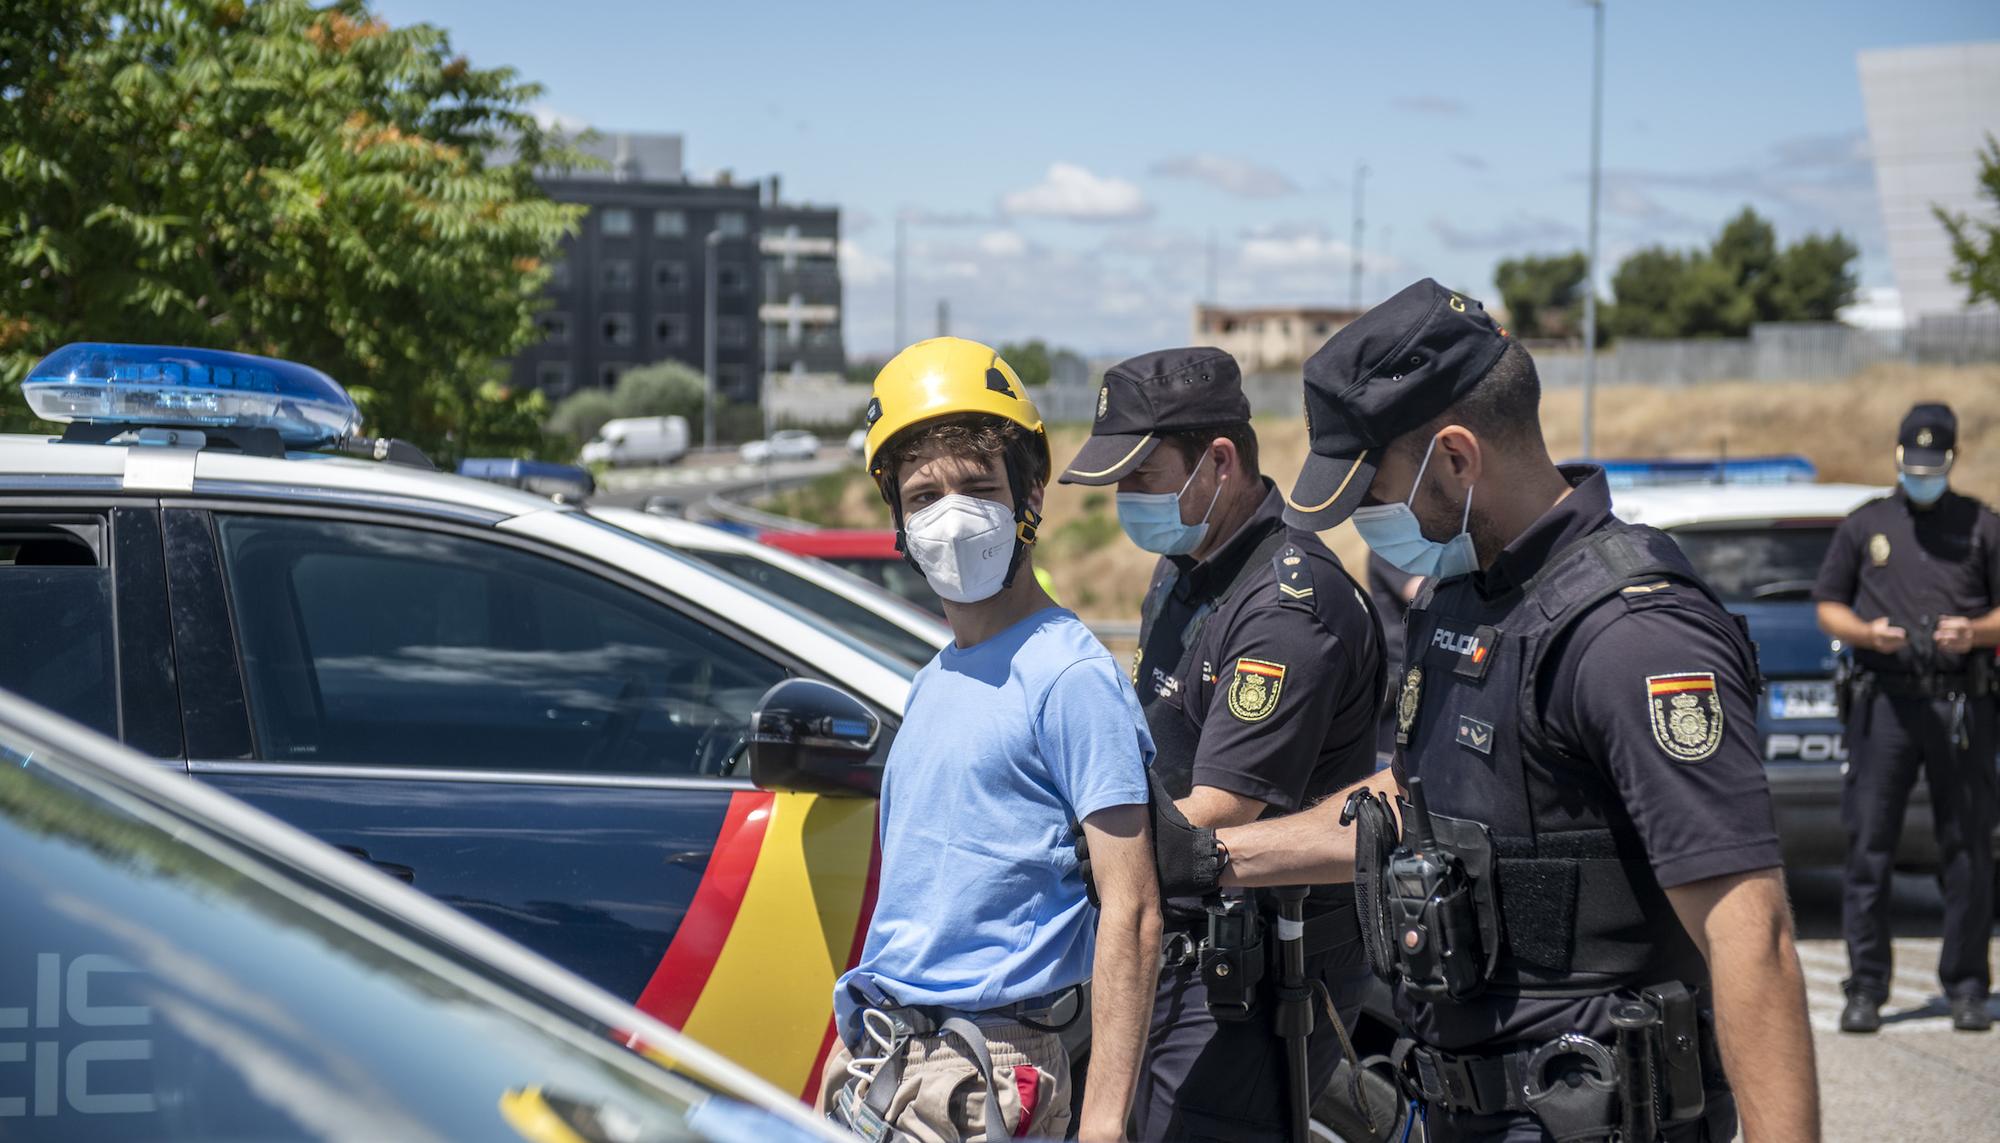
[1917,428,1933,448]
[1227,658,1286,722]
[1396,666,1423,744]
[1096,385,1110,420]
[1645,672,1724,762]
[1868,533,1890,567]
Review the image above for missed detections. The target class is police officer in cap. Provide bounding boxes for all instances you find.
[1813,402,1997,1034]
[1059,348,1382,1141]
[1144,280,1821,1141]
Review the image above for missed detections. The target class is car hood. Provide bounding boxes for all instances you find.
[1730,601,1838,679]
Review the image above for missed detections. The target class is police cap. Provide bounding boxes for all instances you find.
[1059,347,1250,485]
[1897,402,1955,474]
[1284,278,1510,530]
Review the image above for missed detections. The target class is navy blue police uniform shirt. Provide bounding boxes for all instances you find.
[1395,468,1783,1048]
[1135,479,1380,851]
[1810,486,2000,675]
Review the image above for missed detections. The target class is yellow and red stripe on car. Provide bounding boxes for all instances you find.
[633,790,880,1101]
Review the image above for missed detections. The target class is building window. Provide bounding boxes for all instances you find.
[549,260,571,290]
[602,313,634,347]
[600,208,633,236]
[654,260,688,292]
[717,264,747,293]
[602,260,634,291]
[536,362,571,391]
[717,364,746,391]
[718,317,749,348]
[601,362,631,388]
[655,314,688,346]
[537,312,570,345]
[716,212,748,239]
[654,210,687,238]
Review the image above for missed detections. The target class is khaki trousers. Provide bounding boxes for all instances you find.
[817,1019,1072,1143]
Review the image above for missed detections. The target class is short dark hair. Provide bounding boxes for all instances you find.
[1162,422,1260,480]
[875,412,1049,496]
[1397,341,1544,459]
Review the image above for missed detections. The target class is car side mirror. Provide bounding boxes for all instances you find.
[747,679,883,798]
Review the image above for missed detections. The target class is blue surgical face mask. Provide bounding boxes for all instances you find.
[1900,472,1947,506]
[1117,451,1224,556]
[1349,435,1479,579]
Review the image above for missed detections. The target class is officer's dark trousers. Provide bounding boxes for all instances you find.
[1133,944,1369,1141]
[1841,692,1996,1002]
[1421,1091,1737,1143]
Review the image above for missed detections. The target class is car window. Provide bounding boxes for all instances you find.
[1666,524,1836,603]
[688,550,942,668]
[0,722,785,1142]
[826,557,946,619]
[0,516,116,737]
[214,515,786,776]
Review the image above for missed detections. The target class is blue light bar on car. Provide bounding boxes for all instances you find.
[456,457,597,501]
[1585,455,1818,490]
[23,342,360,448]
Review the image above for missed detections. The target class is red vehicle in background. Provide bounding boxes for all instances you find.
[759,530,944,619]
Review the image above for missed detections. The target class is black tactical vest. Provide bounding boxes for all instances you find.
[1394,522,1759,996]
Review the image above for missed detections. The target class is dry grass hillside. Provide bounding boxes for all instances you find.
[764,363,2000,621]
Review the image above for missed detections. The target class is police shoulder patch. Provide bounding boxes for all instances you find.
[1645,672,1723,762]
[1227,658,1286,722]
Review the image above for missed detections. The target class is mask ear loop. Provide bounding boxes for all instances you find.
[1182,448,1226,527]
[1407,434,1441,507]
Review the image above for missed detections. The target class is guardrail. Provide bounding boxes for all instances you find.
[702,488,819,533]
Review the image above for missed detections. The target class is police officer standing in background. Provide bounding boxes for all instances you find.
[1145,280,1820,1141]
[1059,348,1382,1141]
[1813,402,1996,1034]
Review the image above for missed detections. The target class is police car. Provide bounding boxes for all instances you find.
[586,508,950,670]
[1601,456,1998,872]
[0,681,839,1141]
[0,343,906,1100]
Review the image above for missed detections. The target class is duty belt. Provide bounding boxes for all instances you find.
[1866,670,1974,699]
[1161,904,1359,969]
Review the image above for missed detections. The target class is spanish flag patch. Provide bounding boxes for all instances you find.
[1645,672,1723,762]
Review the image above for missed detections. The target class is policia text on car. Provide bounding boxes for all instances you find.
[1142,280,1822,1143]
[1059,349,1383,1141]
[1812,401,1996,1035]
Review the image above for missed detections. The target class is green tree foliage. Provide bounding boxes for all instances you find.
[0,0,586,462]
[998,340,1053,387]
[1937,134,2000,307]
[1494,252,1588,339]
[547,359,746,452]
[1605,207,1856,339]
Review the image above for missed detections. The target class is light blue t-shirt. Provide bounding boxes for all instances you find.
[835,607,1153,1036]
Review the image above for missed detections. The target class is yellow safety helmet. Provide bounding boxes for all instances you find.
[863,337,1049,479]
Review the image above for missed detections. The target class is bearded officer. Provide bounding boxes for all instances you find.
[1058,347,1382,1141]
[1813,402,1996,1034]
[1142,280,1821,1142]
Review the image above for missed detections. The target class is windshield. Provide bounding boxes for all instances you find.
[689,550,943,669]
[1665,524,1836,603]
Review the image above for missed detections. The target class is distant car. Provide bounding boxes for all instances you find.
[1602,456,2000,874]
[760,529,943,619]
[846,427,868,457]
[0,683,838,1142]
[458,456,596,502]
[741,430,820,466]
[582,415,691,468]
[594,507,951,668]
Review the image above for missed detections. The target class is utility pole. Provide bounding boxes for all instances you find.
[936,297,949,338]
[1581,0,1605,458]
[703,228,722,450]
[893,213,908,350]
[1349,162,1369,309]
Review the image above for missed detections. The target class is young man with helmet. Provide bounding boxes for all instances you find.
[820,337,1162,1142]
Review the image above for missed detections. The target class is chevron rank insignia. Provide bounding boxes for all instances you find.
[1227,658,1286,722]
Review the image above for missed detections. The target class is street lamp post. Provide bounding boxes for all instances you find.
[1349,162,1369,309]
[1581,0,1605,458]
[704,228,722,450]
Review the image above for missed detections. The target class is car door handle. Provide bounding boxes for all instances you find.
[336,845,416,884]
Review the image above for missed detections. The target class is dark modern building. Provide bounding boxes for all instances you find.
[510,131,845,408]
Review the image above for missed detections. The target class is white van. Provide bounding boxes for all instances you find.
[580,415,690,467]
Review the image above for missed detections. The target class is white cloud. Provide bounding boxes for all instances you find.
[838,239,891,287]
[977,230,1028,258]
[530,105,591,133]
[1149,154,1299,198]
[1000,163,1152,222]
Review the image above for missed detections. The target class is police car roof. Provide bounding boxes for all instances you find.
[1610,481,1889,529]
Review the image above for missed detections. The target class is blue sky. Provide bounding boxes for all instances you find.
[377,0,2000,357]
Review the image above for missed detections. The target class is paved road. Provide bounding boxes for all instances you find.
[1783,866,1998,1141]
[591,449,850,512]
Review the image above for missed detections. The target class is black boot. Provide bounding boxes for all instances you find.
[1839,994,1882,1033]
[1949,995,1992,1032]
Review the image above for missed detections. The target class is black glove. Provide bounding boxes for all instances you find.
[1147,775,1223,898]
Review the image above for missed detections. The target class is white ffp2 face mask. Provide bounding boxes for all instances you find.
[903,494,1019,603]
